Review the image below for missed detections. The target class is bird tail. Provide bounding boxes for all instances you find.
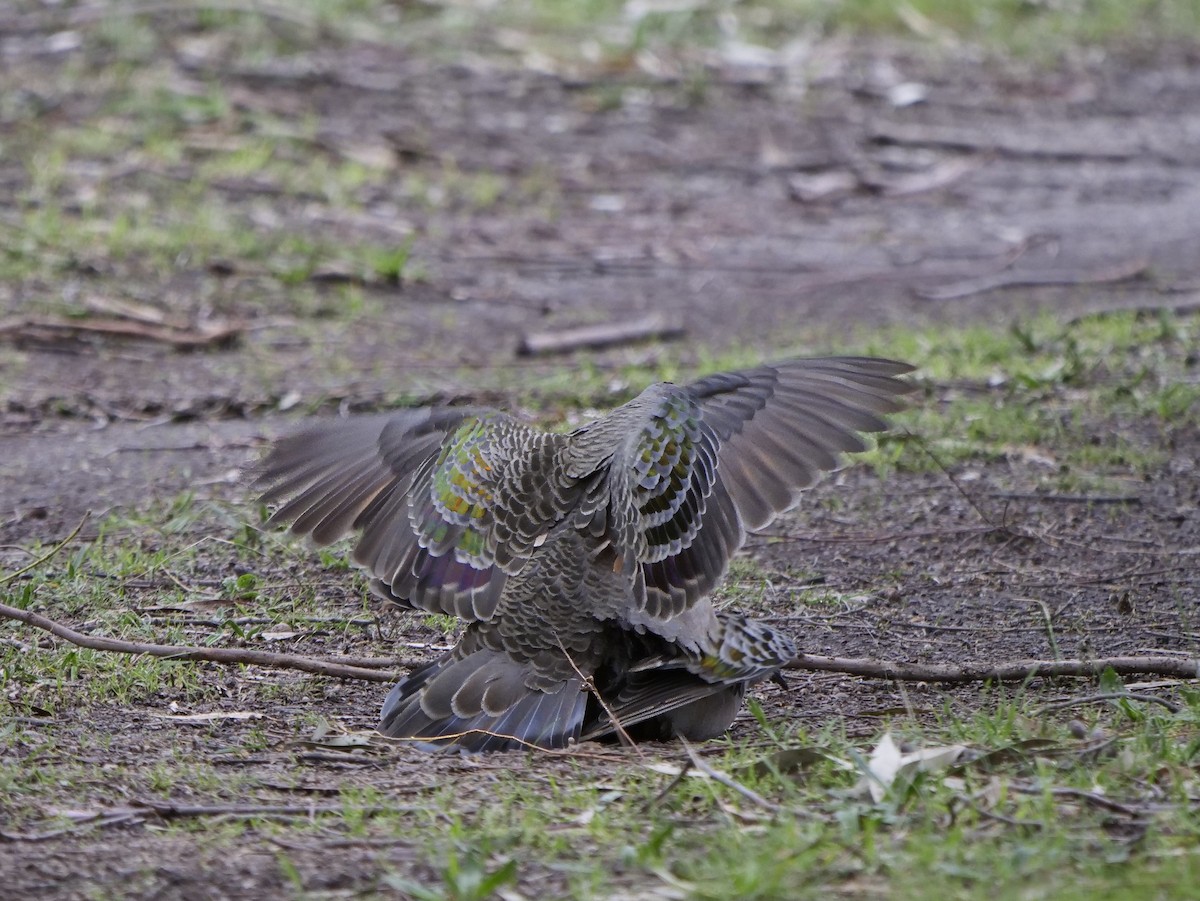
[378,649,587,753]
[580,669,744,742]
[580,614,795,743]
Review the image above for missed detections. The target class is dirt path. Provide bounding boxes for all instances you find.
[5,42,1199,541]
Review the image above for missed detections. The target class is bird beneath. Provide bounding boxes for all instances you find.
[254,356,915,752]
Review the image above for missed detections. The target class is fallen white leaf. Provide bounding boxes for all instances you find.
[860,733,968,802]
[865,732,906,803]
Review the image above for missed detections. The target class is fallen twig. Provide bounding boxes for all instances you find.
[131,799,404,819]
[915,258,1148,301]
[4,522,410,684]
[640,759,694,813]
[0,600,405,683]
[6,601,1197,691]
[296,751,383,766]
[787,654,1200,682]
[908,430,1009,531]
[7,520,1197,705]
[322,654,414,669]
[82,294,170,325]
[680,739,780,813]
[1066,298,1200,325]
[268,835,418,852]
[517,313,684,356]
[0,811,144,843]
[963,799,1045,832]
[871,120,1142,162]
[757,524,1000,545]
[870,157,982,198]
[987,493,1141,505]
[564,639,643,755]
[1010,784,1150,818]
[1038,692,1182,715]
[0,513,90,587]
[0,315,242,351]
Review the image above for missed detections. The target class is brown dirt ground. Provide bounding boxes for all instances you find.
[1,19,1198,901]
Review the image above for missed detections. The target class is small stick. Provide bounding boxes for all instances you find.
[517,314,684,356]
[1010,784,1149,818]
[1039,692,1181,715]
[680,739,779,813]
[0,513,90,587]
[131,799,399,819]
[0,315,242,350]
[559,639,642,757]
[916,258,1148,302]
[640,759,693,813]
[987,493,1141,505]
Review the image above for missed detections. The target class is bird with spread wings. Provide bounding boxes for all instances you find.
[254,357,914,751]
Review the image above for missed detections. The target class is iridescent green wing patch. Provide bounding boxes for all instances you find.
[425,416,497,566]
[630,393,711,563]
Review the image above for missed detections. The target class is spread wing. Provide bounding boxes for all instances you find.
[253,407,569,622]
[616,356,915,622]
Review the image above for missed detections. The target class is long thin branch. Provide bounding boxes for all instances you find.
[0,601,404,683]
[5,600,1198,687]
[788,653,1200,682]
[915,257,1148,301]
[132,800,403,818]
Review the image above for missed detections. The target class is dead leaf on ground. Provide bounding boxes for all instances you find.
[858,732,968,803]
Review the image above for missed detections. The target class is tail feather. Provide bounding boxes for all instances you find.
[379,650,587,752]
[580,668,740,742]
[581,613,793,743]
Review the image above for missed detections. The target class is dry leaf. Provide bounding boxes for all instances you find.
[859,732,968,802]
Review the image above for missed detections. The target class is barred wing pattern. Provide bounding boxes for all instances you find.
[256,408,582,622]
[595,357,913,633]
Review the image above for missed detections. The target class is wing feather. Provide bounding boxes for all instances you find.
[611,357,914,625]
[254,408,525,621]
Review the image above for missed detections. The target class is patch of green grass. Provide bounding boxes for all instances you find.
[0,494,351,715]
[0,62,441,302]
[421,613,460,635]
[853,310,1196,482]
[446,0,1200,60]
[342,685,1200,899]
[385,819,520,900]
[69,0,1200,67]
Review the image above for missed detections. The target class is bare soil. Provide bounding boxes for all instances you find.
[1,23,1198,900]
